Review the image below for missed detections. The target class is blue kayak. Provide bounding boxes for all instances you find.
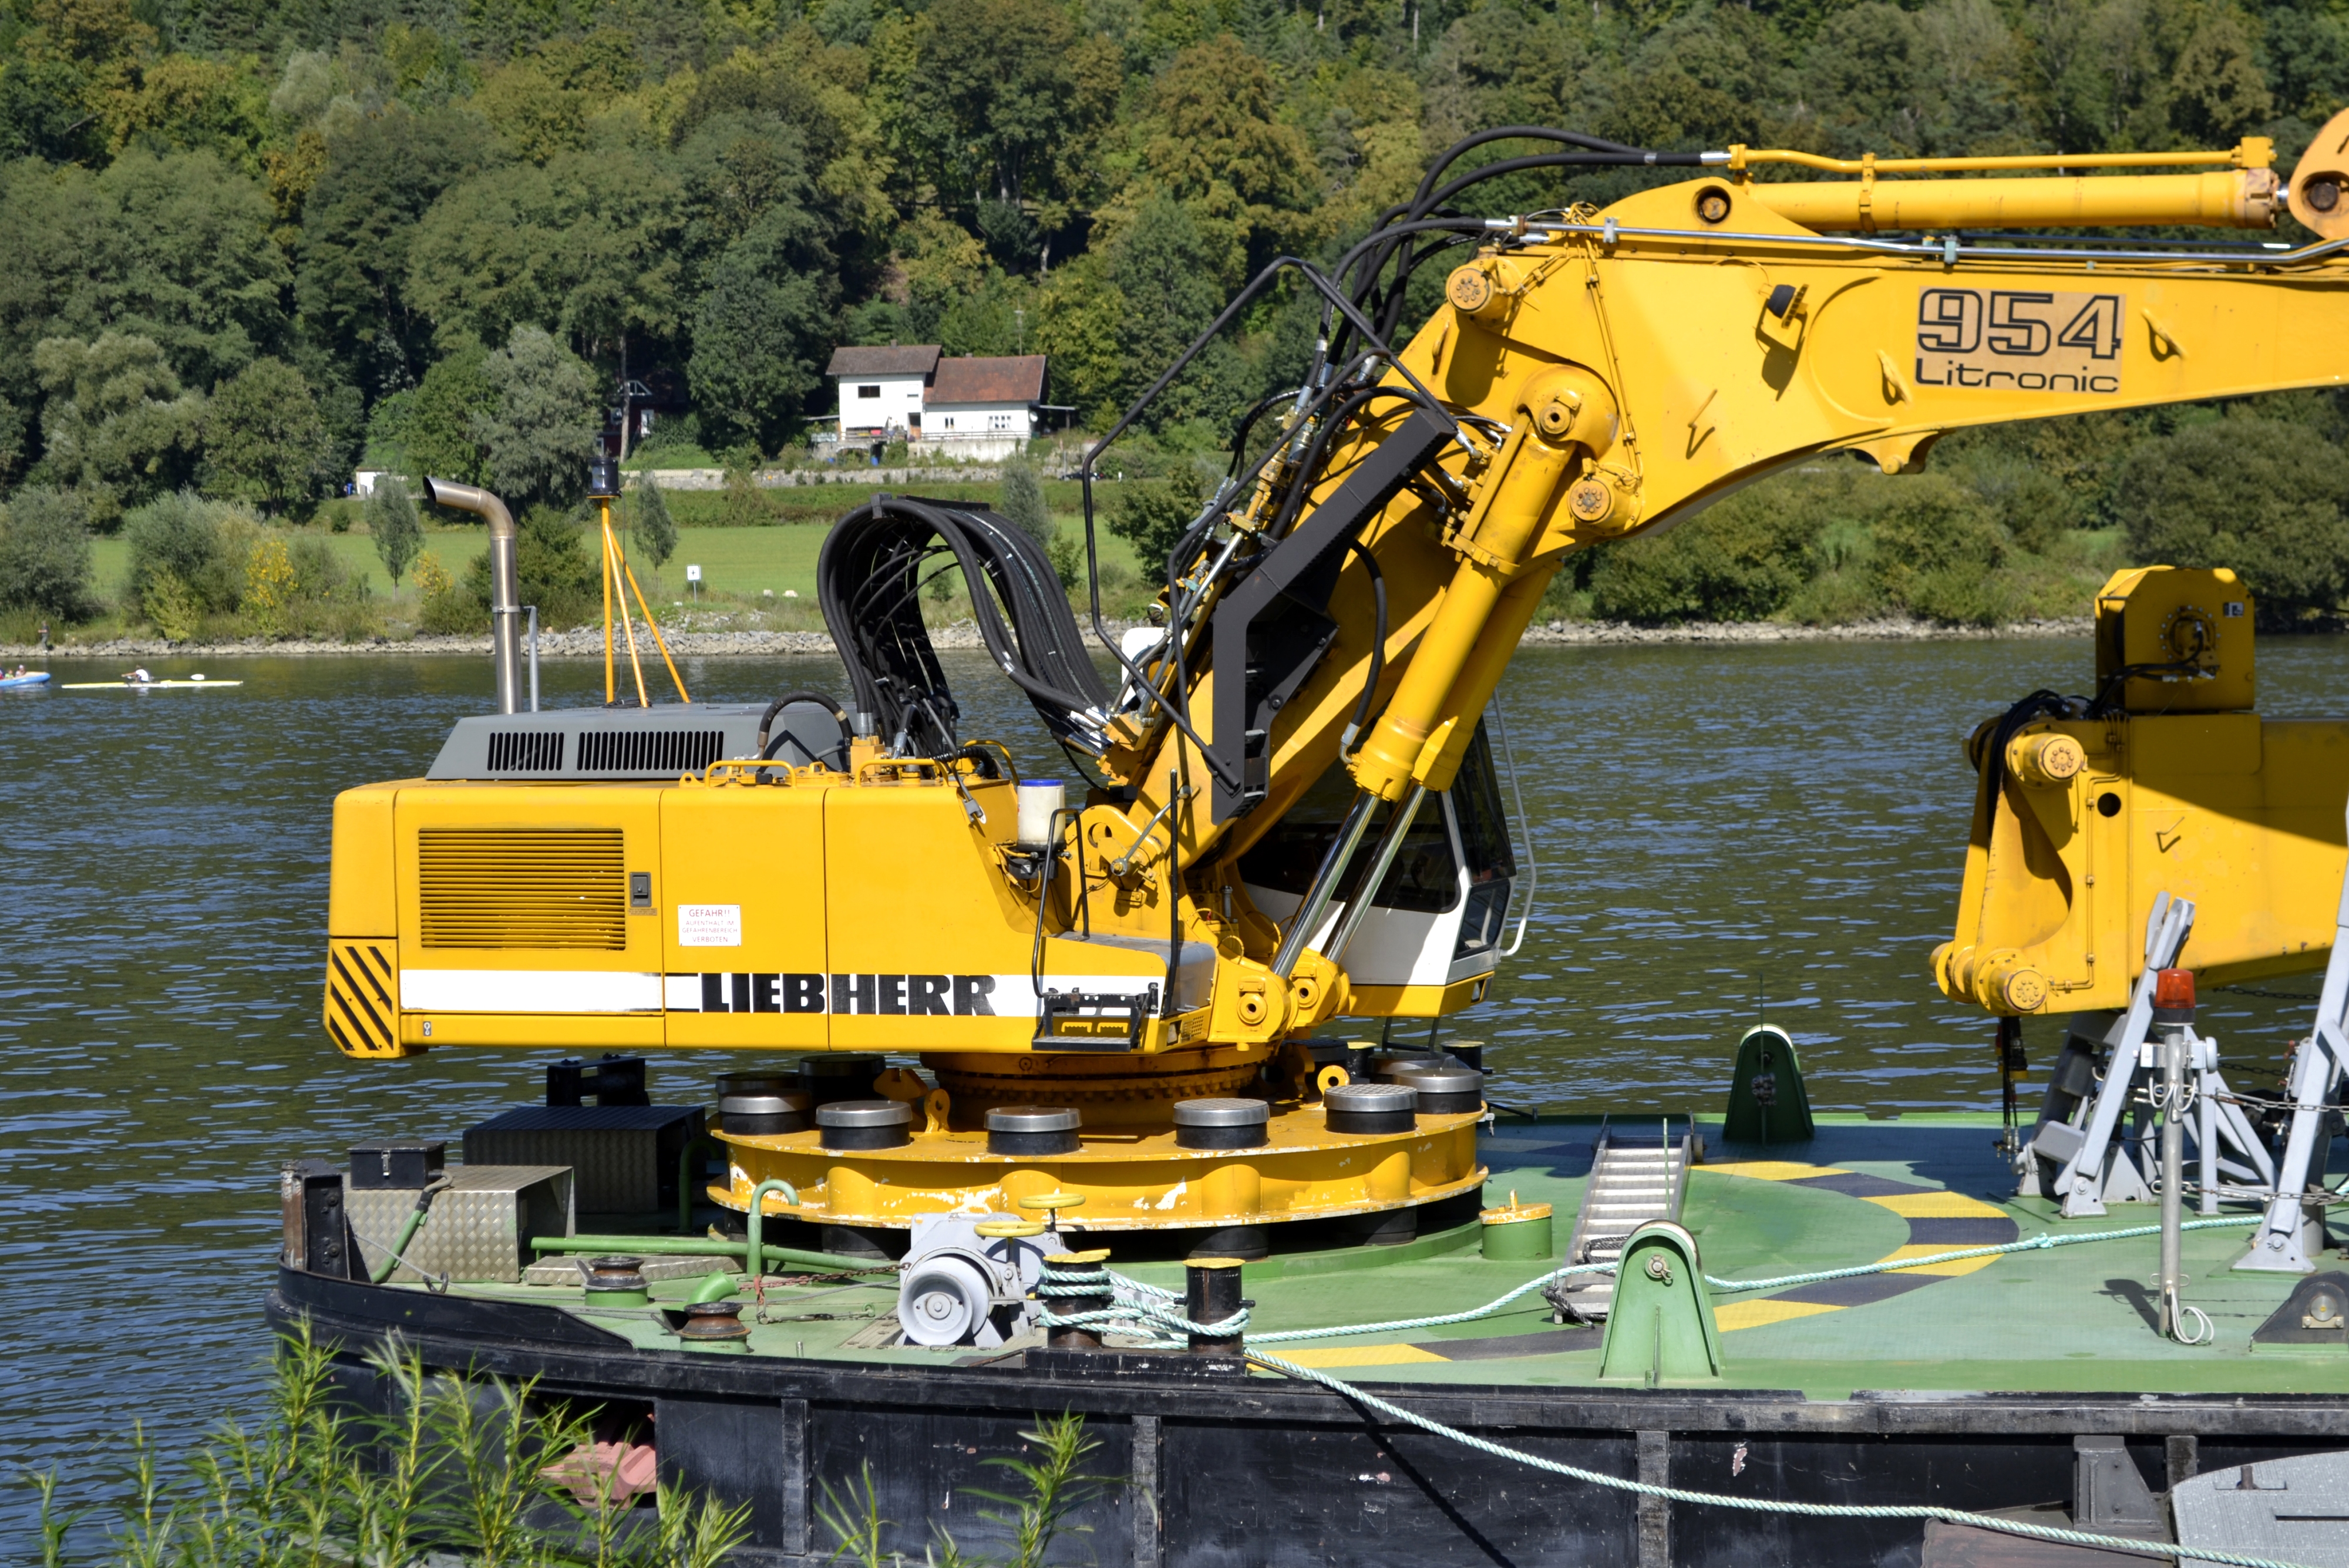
[0,672,52,688]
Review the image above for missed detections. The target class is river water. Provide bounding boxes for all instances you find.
[8,635,2349,1535]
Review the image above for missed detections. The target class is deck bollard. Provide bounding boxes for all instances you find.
[1045,1249,1112,1350]
[1186,1257,1246,1355]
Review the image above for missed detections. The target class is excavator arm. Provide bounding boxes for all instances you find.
[1038,119,2349,1042]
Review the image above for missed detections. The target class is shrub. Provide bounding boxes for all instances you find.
[54,1329,749,1568]
[0,486,95,619]
[124,490,247,619]
[367,475,423,586]
[459,503,603,628]
[1865,473,2010,623]
[1103,467,1208,585]
[2118,416,2349,617]
[998,457,1052,550]
[1587,489,1822,623]
[631,476,677,568]
[415,550,481,634]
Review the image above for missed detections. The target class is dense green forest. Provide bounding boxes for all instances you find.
[2,0,2348,639]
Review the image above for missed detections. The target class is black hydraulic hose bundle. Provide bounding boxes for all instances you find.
[1055,124,1693,787]
[818,496,1112,763]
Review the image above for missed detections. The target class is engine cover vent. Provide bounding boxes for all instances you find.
[486,730,565,772]
[426,705,770,780]
[418,827,627,949]
[577,728,725,775]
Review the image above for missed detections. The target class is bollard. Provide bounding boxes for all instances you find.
[1045,1249,1112,1351]
[1186,1257,1246,1355]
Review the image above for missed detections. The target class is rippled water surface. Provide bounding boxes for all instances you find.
[9,634,2349,1532]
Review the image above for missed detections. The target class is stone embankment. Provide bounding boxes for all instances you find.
[1,615,2093,661]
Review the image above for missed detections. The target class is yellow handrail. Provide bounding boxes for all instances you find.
[1725,137,2270,176]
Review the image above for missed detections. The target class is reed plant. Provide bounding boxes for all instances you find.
[25,1324,749,1568]
[816,1411,1108,1568]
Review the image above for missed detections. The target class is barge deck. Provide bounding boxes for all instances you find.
[272,1114,2349,1566]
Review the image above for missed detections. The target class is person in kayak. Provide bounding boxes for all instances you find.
[122,667,152,684]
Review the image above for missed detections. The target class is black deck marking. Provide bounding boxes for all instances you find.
[1404,1330,1593,1361]
[1786,1171,1919,1198]
[1771,1271,1939,1308]
[1904,1216,2021,1246]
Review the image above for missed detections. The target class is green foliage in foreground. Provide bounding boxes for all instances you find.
[27,1326,750,1568]
[817,1410,1109,1568]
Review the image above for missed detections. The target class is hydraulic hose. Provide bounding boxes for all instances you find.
[756,691,850,769]
[369,1175,453,1284]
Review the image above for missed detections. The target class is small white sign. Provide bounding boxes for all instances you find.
[677,904,742,948]
[685,564,702,583]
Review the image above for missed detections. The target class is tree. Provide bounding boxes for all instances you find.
[2120,418,2349,619]
[403,150,683,366]
[0,485,95,618]
[998,457,1051,550]
[460,502,603,628]
[0,150,289,414]
[1127,35,1318,288]
[688,210,839,453]
[367,475,423,586]
[473,327,600,511]
[297,106,503,398]
[123,489,241,617]
[405,348,494,486]
[890,0,1118,268]
[32,332,207,529]
[205,357,326,514]
[1105,465,1209,581]
[630,476,677,570]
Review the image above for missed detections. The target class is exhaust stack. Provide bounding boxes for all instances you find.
[420,478,522,715]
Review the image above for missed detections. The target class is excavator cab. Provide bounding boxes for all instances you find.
[1238,720,1518,1015]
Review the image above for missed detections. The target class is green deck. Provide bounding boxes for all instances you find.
[459,1116,2349,1396]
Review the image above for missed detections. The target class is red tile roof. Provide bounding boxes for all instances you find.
[927,355,1046,406]
[826,345,941,378]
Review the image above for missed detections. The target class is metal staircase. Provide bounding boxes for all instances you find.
[1551,1119,1697,1323]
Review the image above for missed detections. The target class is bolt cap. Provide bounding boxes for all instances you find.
[1172,1098,1271,1128]
[816,1099,914,1128]
[985,1105,1081,1133]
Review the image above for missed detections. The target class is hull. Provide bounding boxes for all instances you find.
[264,1115,2349,1566]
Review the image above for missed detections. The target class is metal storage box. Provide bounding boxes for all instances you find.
[462,1105,704,1216]
[344,1164,574,1284]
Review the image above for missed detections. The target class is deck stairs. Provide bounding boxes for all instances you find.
[1550,1121,1698,1323]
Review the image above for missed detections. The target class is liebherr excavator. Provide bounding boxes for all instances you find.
[325,115,2349,1250]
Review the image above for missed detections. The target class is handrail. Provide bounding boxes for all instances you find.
[1726,140,2268,175]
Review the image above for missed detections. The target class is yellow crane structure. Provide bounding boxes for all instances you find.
[326,114,2349,1246]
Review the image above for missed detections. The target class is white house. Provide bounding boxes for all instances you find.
[825,345,939,446]
[918,355,1048,462]
[822,347,1051,463]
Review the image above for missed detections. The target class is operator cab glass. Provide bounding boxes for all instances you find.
[1238,718,1518,1007]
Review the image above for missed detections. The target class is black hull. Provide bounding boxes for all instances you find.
[270,1267,2349,1567]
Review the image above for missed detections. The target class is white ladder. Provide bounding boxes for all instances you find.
[1554,1121,1694,1321]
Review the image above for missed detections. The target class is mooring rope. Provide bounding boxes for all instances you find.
[1031,1216,2263,1347]
[1243,1349,2316,1568]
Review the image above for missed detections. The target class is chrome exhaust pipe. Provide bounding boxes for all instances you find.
[421,478,522,715]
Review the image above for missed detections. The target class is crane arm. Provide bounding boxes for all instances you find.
[1077,123,2349,994]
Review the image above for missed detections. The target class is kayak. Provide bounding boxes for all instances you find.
[60,678,243,689]
[0,672,51,688]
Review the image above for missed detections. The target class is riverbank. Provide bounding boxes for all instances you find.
[0,614,2095,661]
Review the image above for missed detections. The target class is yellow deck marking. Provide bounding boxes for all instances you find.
[1863,1191,2008,1219]
[1716,1298,1842,1331]
[1876,1242,2003,1276]
[1280,1342,1452,1367]
[1701,1161,1850,1182]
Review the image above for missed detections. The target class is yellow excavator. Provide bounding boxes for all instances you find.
[325,114,2349,1251]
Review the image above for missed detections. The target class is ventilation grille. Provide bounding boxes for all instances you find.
[325,941,399,1055]
[577,729,726,775]
[418,828,627,949]
[486,731,566,772]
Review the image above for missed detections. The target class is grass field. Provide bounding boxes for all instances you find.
[85,507,1149,606]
